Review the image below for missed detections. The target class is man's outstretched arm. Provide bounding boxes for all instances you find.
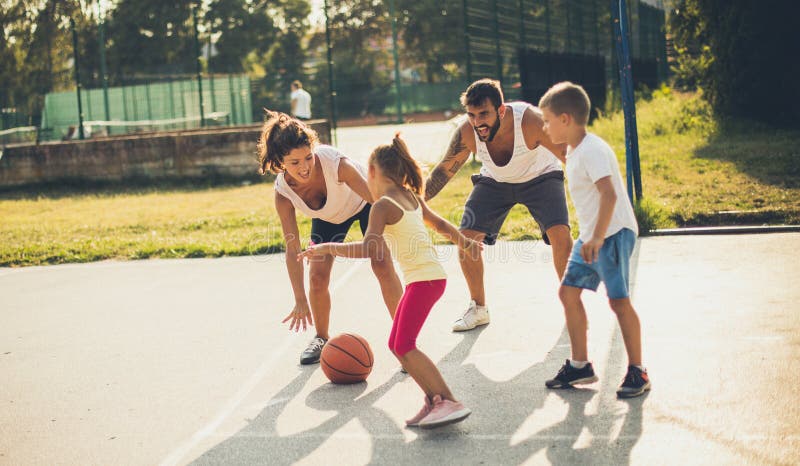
[424,127,472,200]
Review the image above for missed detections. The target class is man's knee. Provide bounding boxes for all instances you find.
[546,225,572,248]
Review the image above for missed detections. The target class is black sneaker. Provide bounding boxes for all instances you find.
[616,365,651,398]
[300,336,327,365]
[545,359,599,388]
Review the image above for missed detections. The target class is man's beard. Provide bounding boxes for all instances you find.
[474,115,501,142]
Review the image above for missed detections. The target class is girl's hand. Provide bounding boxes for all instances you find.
[461,238,484,259]
[282,301,313,332]
[297,243,331,262]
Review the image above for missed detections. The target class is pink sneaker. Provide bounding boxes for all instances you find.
[418,395,471,429]
[405,396,433,427]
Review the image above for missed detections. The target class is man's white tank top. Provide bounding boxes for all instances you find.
[473,102,562,183]
[274,145,367,224]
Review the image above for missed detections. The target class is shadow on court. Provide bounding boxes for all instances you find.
[191,324,643,465]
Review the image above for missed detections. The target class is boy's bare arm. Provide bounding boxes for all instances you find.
[424,126,473,200]
[581,176,617,264]
[591,176,617,241]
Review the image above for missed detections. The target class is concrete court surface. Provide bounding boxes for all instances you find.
[1,233,799,465]
[334,120,458,166]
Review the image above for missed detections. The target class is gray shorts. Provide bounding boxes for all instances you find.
[459,171,570,245]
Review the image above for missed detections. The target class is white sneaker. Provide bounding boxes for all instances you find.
[452,300,490,332]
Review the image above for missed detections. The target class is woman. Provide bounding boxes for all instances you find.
[258,112,401,365]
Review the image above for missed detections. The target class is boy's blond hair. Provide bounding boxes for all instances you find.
[538,81,591,126]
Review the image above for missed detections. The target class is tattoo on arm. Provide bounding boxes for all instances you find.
[425,131,468,200]
[425,168,450,200]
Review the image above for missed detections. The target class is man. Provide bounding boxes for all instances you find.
[290,80,312,120]
[424,78,573,332]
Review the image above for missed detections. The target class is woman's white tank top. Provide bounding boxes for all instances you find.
[274,145,367,224]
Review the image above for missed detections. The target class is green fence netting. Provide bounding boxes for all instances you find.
[40,74,253,141]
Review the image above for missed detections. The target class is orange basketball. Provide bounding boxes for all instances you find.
[320,333,374,384]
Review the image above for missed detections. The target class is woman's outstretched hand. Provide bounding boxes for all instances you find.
[282,301,313,332]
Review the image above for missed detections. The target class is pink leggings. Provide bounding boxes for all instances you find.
[388,279,447,356]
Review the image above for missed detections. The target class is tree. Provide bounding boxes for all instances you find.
[306,0,393,118]
[0,1,26,126]
[204,0,277,73]
[670,0,800,125]
[398,0,465,83]
[260,0,312,113]
[668,0,712,91]
[0,0,92,124]
[105,0,196,81]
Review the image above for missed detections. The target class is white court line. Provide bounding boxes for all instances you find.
[160,260,366,466]
[160,432,800,441]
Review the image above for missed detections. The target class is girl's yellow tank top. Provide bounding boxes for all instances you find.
[380,195,446,285]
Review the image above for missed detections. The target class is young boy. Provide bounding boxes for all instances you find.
[538,82,650,398]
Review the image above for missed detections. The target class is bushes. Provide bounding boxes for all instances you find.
[634,198,674,234]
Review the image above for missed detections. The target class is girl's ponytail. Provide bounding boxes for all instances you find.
[370,133,424,194]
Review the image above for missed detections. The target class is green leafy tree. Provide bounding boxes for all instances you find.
[204,0,277,73]
[260,0,311,113]
[667,0,712,91]
[0,0,96,124]
[307,0,393,118]
[398,0,465,83]
[670,0,799,125]
[105,0,196,82]
[0,1,26,126]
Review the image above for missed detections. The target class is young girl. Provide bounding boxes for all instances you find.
[259,112,402,366]
[299,135,481,428]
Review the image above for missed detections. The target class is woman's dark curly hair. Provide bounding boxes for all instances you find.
[257,111,319,175]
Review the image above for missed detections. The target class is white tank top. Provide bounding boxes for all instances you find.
[474,101,563,183]
[274,145,367,224]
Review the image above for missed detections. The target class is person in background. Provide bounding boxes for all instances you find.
[290,80,312,121]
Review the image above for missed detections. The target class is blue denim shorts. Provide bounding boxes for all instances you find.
[562,228,636,299]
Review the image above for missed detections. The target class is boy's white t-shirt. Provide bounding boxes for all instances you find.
[291,88,312,119]
[566,133,638,242]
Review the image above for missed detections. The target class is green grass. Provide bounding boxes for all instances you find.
[2,88,799,267]
[592,86,800,227]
